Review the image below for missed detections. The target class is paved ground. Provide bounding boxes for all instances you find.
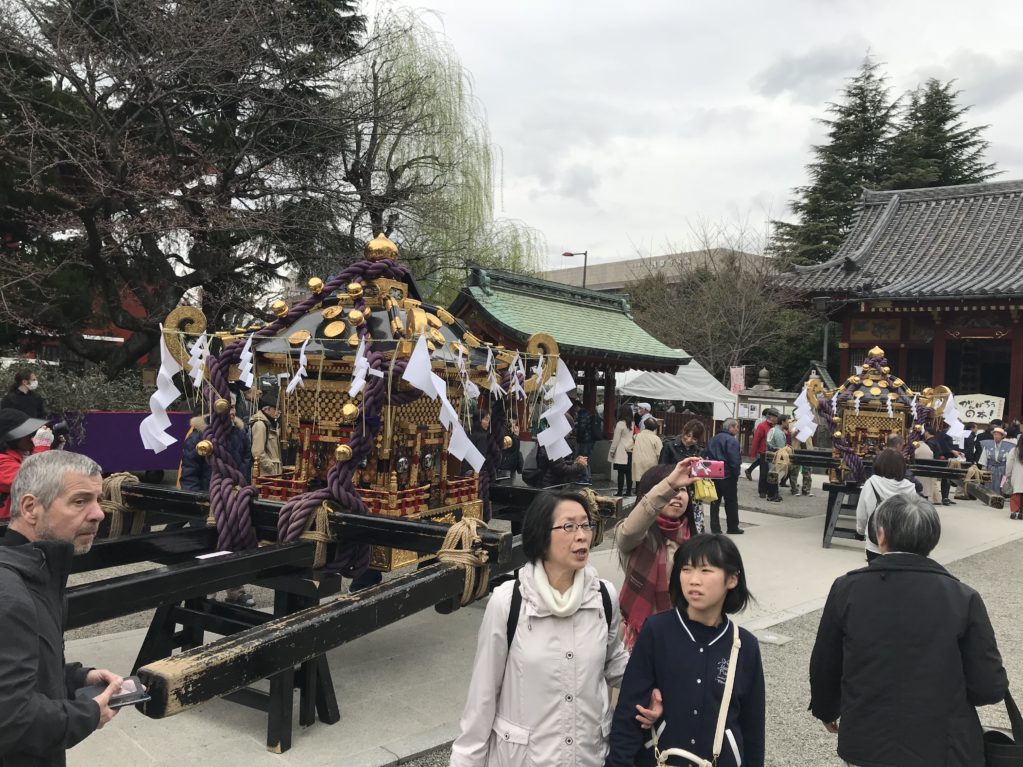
[65,466,1022,766]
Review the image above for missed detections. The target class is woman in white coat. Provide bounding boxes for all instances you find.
[451,489,651,767]
[608,405,635,497]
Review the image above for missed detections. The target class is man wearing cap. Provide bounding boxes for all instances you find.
[250,389,282,478]
[980,426,1014,493]
[0,451,123,765]
[0,408,56,519]
[634,403,655,432]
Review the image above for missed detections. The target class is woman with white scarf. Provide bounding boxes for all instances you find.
[451,489,658,766]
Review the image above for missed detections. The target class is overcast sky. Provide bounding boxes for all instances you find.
[385,1,1023,270]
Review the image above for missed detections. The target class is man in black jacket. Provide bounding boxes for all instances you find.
[925,424,962,505]
[0,451,122,767]
[809,493,1007,767]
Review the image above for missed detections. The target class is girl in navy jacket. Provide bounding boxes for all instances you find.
[606,534,765,767]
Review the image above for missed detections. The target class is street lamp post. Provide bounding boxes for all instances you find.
[562,251,588,288]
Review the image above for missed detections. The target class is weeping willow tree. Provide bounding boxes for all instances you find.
[332,9,544,303]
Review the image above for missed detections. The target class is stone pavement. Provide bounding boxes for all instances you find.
[66,469,1023,766]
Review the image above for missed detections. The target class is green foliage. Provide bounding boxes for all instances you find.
[882,79,998,190]
[771,59,998,266]
[770,58,897,266]
[39,366,152,414]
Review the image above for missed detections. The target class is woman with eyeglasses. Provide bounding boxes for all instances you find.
[451,489,658,766]
[616,458,701,650]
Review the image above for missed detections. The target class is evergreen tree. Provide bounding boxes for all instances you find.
[883,78,998,189]
[770,58,898,265]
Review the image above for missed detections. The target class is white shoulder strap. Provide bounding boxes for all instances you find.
[711,620,742,760]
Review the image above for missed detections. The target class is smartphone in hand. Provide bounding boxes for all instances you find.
[692,460,725,479]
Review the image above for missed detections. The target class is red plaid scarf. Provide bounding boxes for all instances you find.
[619,515,689,650]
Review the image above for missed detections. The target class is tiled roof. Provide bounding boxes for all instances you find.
[449,267,686,370]
[781,179,1023,299]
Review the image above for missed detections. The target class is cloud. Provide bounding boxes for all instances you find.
[752,43,870,104]
[914,49,1023,109]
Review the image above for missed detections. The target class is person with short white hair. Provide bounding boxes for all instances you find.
[634,402,654,431]
[810,493,1007,767]
[0,451,125,765]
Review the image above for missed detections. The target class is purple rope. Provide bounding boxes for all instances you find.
[199,258,409,560]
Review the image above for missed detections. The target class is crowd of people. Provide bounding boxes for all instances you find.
[0,364,1018,766]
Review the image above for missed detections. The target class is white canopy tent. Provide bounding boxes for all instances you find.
[616,359,736,422]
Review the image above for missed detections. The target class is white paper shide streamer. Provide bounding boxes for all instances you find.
[402,335,485,472]
[286,338,310,395]
[942,392,968,441]
[485,346,506,397]
[792,386,817,443]
[237,335,255,389]
[456,344,480,399]
[187,332,209,388]
[508,353,527,401]
[140,325,183,453]
[534,358,576,461]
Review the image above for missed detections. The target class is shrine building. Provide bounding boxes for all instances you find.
[449,266,687,437]
[783,179,1023,421]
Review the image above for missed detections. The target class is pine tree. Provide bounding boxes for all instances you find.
[883,79,998,189]
[770,58,898,265]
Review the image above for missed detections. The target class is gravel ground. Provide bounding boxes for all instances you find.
[401,536,1023,767]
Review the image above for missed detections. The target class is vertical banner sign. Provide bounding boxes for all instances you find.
[729,367,745,394]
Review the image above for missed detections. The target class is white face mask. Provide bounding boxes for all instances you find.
[28,380,39,391]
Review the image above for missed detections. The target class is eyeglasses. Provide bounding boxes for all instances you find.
[551,521,597,534]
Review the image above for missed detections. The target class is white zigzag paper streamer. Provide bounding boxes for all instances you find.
[238,335,255,389]
[140,325,183,453]
[187,332,208,388]
[286,338,310,395]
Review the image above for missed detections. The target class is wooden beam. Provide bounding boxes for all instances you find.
[66,542,315,629]
[72,527,218,573]
[137,563,468,718]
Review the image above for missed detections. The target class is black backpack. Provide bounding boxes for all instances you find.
[506,571,613,649]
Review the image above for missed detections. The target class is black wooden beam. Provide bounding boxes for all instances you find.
[137,562,466,718]
[66,542,315,629]
[72,527,218,573]
[114,483,514,565]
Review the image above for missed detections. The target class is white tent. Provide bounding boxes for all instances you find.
[617,360,736,422]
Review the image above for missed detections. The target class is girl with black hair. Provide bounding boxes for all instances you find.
[616,459,700,650]
[606,534,765,767]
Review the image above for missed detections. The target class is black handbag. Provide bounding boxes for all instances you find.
[985,690,1023,766]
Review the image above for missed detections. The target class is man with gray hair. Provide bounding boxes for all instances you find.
[0,451,124,765]
[810,493,1007,767]
[705,418,743,534]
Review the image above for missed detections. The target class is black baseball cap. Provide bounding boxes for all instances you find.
[0,408,47,441]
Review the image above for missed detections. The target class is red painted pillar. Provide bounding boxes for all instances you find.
[583,367,597,411]
[603,368,616,439]
[933,331,947,385]
[1010,328,1023,421]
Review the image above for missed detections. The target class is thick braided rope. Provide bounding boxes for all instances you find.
[437,518,491,605]
[201,258,409,555]
[100,472,142,537]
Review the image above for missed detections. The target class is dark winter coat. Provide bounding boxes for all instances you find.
[658,438,701,465]
[0,531,99,767]
[179,416,251,491]
[706,431,742,479]
[809,553,1007,767]
[0,390,46,419]
[607,610,765,767]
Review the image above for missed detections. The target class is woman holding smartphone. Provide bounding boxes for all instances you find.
[615,458,700,650]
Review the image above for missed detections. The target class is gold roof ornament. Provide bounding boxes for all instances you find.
[271,299,289,318]
[321,306,344,320]
[324,321,346,338]
[196,440,214,457]
[348,282,364,298]
[308,277,324,295]
[867,346,885,358]
[213,398,231,415]
[364,233,398,262]
[288,330,311,346]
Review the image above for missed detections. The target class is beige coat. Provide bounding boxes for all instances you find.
[631,430,662,483]
[450,562,629,767]
[914,442,938,502]
[615,479,680,574]
[608,420,634,466]
[249,410,282,476]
